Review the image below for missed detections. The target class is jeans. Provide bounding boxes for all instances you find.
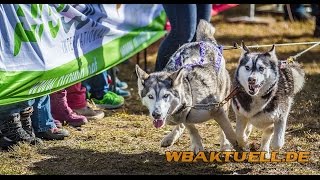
[82,71,109,100]
[155,4,212,71]
[31,95,56,133]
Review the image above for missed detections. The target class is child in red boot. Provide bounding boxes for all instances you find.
[50,83,104,127]
[50,88,88,127]
[66,83,105,120]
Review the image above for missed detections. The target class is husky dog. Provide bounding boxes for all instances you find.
[232,42,305,157]
[136,20,241,153]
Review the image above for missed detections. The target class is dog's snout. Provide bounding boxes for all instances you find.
[152,111,161,119]
[248,77,256,84]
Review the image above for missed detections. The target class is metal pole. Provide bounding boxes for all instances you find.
[249,4,255,19]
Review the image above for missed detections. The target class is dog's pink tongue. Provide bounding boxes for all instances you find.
[153,119,164,128]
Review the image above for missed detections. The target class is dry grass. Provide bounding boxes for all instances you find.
[1,4,319,175]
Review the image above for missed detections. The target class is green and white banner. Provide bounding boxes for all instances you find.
[0,4,166,105]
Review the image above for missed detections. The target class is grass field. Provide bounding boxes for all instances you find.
[0,4,319,175]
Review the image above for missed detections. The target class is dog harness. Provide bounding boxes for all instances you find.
[174,41,223,72]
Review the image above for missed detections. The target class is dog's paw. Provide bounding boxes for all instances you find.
[160,136,175,147]
[191,143,204,154]
[220,144,232,151]
[271,141,283,151]
[264,152,271,159]
[258,147,271,159]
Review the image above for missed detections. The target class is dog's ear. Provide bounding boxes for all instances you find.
[241,41,250,53]
[196,19,216,42]
[239,41,250,63]
[265,45,278,62]
[135,64,149,85]
[266,44,276,56]
[169,68,185,87]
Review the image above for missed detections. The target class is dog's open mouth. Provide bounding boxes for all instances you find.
[153,119,165,128]
[248,83,263,95]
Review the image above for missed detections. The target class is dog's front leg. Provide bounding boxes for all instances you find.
[260,126,274,159]
[185,123,204,154]
[271,116,288,151]
[219,129,232,151]
[235,114,250,150]
[161,123,185,147]
[212,108,242,152]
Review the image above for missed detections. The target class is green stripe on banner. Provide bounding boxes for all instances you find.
[0,11,166,105]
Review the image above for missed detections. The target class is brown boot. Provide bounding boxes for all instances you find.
[73,106,105,120]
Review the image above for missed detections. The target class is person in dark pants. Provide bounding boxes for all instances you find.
[155,4,212,72]
[312,4,320,37]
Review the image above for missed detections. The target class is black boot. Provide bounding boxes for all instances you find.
[20,107,43,145]
[0,113,36,149]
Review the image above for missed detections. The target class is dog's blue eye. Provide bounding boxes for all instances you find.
[163,94,169,98]
[259,67,265,72]
[148,94,154,99]
[245,66,250,70]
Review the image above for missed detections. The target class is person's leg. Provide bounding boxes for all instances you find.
[82,71,124,109]
[315,15,320,37]
[107,69,131,98]
[191,4,212,42]
[155,4,197,71]
[31,95,69,140]
[66,83,87,109]
[311,4,319,16]
[82,71,109,100]
[0,100,40,148]
[50,89,88,127]
[313,4,320,37]
[67,83,105,120]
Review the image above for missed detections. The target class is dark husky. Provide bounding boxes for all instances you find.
[136,20,241,153]
[232,42,305,157]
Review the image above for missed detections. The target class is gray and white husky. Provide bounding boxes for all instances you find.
[232,43,305,157]
[136,20,241,153]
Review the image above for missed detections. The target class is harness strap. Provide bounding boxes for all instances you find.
[174,41,223,72]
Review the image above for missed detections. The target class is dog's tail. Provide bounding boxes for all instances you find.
[290,62,305,94]
[196,19,216,42]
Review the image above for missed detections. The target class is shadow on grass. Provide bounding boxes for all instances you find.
[29,146,252,175]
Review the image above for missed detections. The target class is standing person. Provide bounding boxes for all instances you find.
[0,100,42,149]
[50,83,105,127]
[312,4,320,37]
[155,4,212,71]
[66,83,105,120]
[82,71,125,109]
[32,95,69,140]
[50,88,88,127]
